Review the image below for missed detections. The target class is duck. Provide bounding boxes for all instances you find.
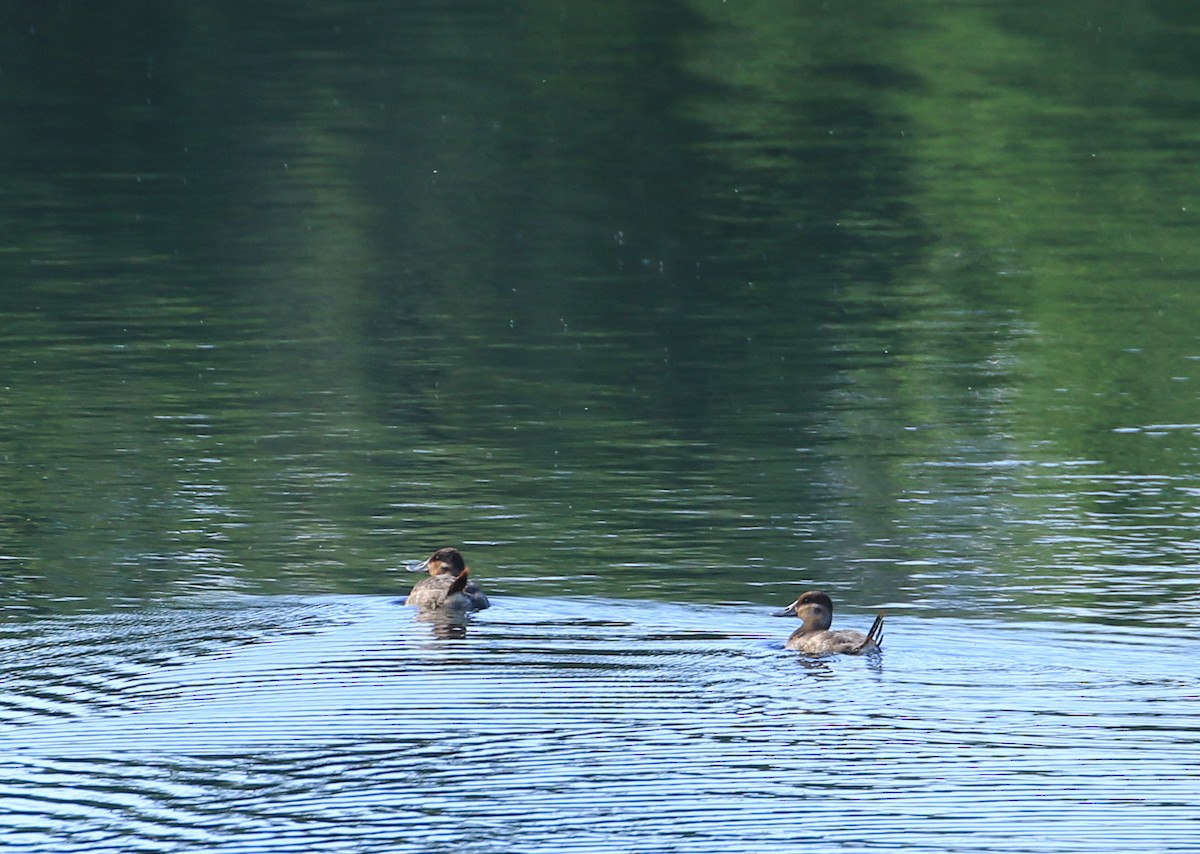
[773,590,884,654]
[404,547,490,612]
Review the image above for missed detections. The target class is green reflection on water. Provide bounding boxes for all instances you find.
[1,1,1199,624]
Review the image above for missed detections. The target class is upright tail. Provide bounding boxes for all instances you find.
[858,611,885,652]
[448,567,472,596]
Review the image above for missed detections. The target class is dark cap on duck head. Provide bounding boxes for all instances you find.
[772,590,834,617]
[406,547,468,576]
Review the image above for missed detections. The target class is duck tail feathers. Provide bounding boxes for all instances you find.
[448,567,471,595]
[858,611,885,651]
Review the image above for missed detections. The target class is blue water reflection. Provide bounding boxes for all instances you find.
[2,596,1197,853]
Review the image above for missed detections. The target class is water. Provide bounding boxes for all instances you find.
[2,596,1197,853]
[3,0,1200,850]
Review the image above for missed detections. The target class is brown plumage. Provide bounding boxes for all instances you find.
[404,548,489,612]
[773,590,884,654]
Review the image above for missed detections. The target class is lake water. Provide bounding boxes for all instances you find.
[2,1,1200,851]
[3,597,1197,853]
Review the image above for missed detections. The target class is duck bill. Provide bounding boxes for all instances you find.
[405,559,431,573]
[771,604,798,617]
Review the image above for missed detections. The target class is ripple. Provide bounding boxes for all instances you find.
[0,597,1198,853]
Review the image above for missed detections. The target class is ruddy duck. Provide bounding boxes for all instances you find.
[773,590,884,654]
[404,547,490,612]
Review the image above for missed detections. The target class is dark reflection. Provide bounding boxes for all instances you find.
[413,610,470,640]
[0,0,1197,634]
[786,649,884,676]
[0,0,919,621]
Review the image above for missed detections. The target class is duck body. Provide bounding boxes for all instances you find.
[774,590,883,654]
[404,547,489,612]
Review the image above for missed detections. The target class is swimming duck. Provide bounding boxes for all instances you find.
[404,547,490,612]
[773,590,884,654]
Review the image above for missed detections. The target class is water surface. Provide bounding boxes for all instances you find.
[2,0,1200,851]
[3,595,1197,853]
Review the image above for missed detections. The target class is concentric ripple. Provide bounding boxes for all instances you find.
[1,596,1197,853]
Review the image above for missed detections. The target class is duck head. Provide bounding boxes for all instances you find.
[772,590,835,632]
[407,547,468,577]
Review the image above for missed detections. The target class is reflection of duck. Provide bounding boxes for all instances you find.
[414,610,469,640]
[404,548,490,612]
[773,590,884,654]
